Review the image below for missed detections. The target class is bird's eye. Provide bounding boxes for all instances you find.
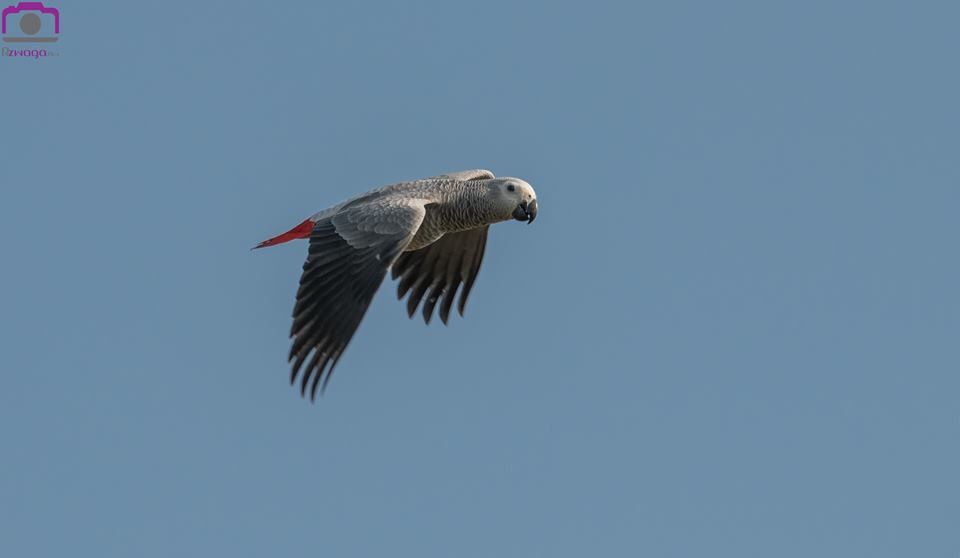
[507,184,515,192]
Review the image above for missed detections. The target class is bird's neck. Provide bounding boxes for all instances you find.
[433,182,495,232]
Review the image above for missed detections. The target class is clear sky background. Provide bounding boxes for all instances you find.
[2,1,958,556]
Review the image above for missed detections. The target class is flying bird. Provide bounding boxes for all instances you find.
[254,169,538,399]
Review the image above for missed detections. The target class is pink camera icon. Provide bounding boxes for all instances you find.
[2,1,59,43]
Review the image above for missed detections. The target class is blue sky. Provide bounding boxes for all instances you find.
[2,1,958,556]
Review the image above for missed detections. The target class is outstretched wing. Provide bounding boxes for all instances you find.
[289,200,426,399]
[391,226,490,325]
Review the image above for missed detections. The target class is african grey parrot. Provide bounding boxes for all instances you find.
[254,169,539,399]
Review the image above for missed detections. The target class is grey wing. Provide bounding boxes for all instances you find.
[391,226,489,325]
[289,200,426,399]
[429,169,495,182]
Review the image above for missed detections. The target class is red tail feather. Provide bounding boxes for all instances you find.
[252,219,314,249]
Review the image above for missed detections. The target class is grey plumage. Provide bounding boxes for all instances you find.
[392,225,489,324]
[257,169,539,399]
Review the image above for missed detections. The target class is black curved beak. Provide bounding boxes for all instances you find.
[513,199,538,224]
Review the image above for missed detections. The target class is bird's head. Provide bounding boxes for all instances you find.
[486,177,538,224]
